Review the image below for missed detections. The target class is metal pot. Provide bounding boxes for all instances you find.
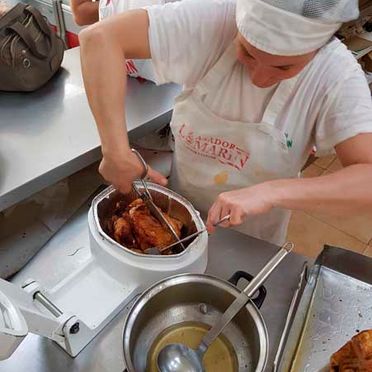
[123,271,269,372]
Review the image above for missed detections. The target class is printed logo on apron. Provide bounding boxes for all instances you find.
[178,123,250,171]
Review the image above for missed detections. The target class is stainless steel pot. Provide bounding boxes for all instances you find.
[123,272,268,372]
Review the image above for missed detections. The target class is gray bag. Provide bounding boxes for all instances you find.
[0,3,65,92]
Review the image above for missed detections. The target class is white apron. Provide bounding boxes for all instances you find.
[170,45,302,245]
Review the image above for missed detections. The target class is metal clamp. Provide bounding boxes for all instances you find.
[22,279,80,335]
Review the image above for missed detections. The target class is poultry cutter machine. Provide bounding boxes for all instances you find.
[0,183,208,359]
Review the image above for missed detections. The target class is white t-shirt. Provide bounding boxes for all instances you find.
[146,0,372,156]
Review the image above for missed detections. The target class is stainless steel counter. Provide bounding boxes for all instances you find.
[0,200,308,372]
[0,47,181,211]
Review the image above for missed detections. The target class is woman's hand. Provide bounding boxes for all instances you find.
[206,182,276,233]
[99,149,168,194]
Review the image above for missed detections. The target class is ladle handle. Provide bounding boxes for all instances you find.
[243,242,293,297]
[199,242,294,353]
[228,271,267,308]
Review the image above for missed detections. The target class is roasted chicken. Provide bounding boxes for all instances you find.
[112,215,136,249]
[107,198,183,254]
[330,329,372,372]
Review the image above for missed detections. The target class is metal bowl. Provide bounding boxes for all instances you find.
[123,273,269,372]
[92,183,205,257]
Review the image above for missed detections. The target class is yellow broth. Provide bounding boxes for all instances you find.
[147,321,238,372]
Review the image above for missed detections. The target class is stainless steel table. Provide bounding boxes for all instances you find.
[0,47,181,211]
[0,200,308,372]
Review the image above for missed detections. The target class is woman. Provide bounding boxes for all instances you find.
[79,0,372,246]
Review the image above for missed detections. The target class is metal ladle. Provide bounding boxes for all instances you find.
[157,242,294,372]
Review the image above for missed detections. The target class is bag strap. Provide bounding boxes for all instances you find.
[0,3,27,30]
[7,21,48,59]
[24,5,51,38]
[0,4,52,40]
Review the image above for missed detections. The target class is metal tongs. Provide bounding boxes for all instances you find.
[150,214,231,254]
[131,149,230,255]
[131,149,186,254]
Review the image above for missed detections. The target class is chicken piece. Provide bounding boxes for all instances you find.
[112,214,136,248]
[106,198,183,253]
[127,199,182,250]
[127,198,144,209]
[127,198,183,237]
[105,214,117,237]
[163,211,183,236]
[114,200,127,215]
[330,329,372,372]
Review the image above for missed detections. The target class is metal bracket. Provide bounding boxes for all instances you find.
[273,262,309,372]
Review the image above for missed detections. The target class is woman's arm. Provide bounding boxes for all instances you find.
[207,133,372,231]
[70,0,99,26]
[272,133,372,214]
[79,10,167,193]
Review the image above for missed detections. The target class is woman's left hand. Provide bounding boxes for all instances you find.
[206,182,276,233]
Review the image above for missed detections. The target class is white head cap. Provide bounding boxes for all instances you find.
[236,0,359,56]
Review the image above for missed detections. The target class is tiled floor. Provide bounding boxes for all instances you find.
[287,155,372,259]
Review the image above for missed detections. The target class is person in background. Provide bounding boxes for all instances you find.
[70,0,173,26]
[70,0,99,26]
[71,0,174,81]
[79,0,372,246]
[0,0,9,16]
